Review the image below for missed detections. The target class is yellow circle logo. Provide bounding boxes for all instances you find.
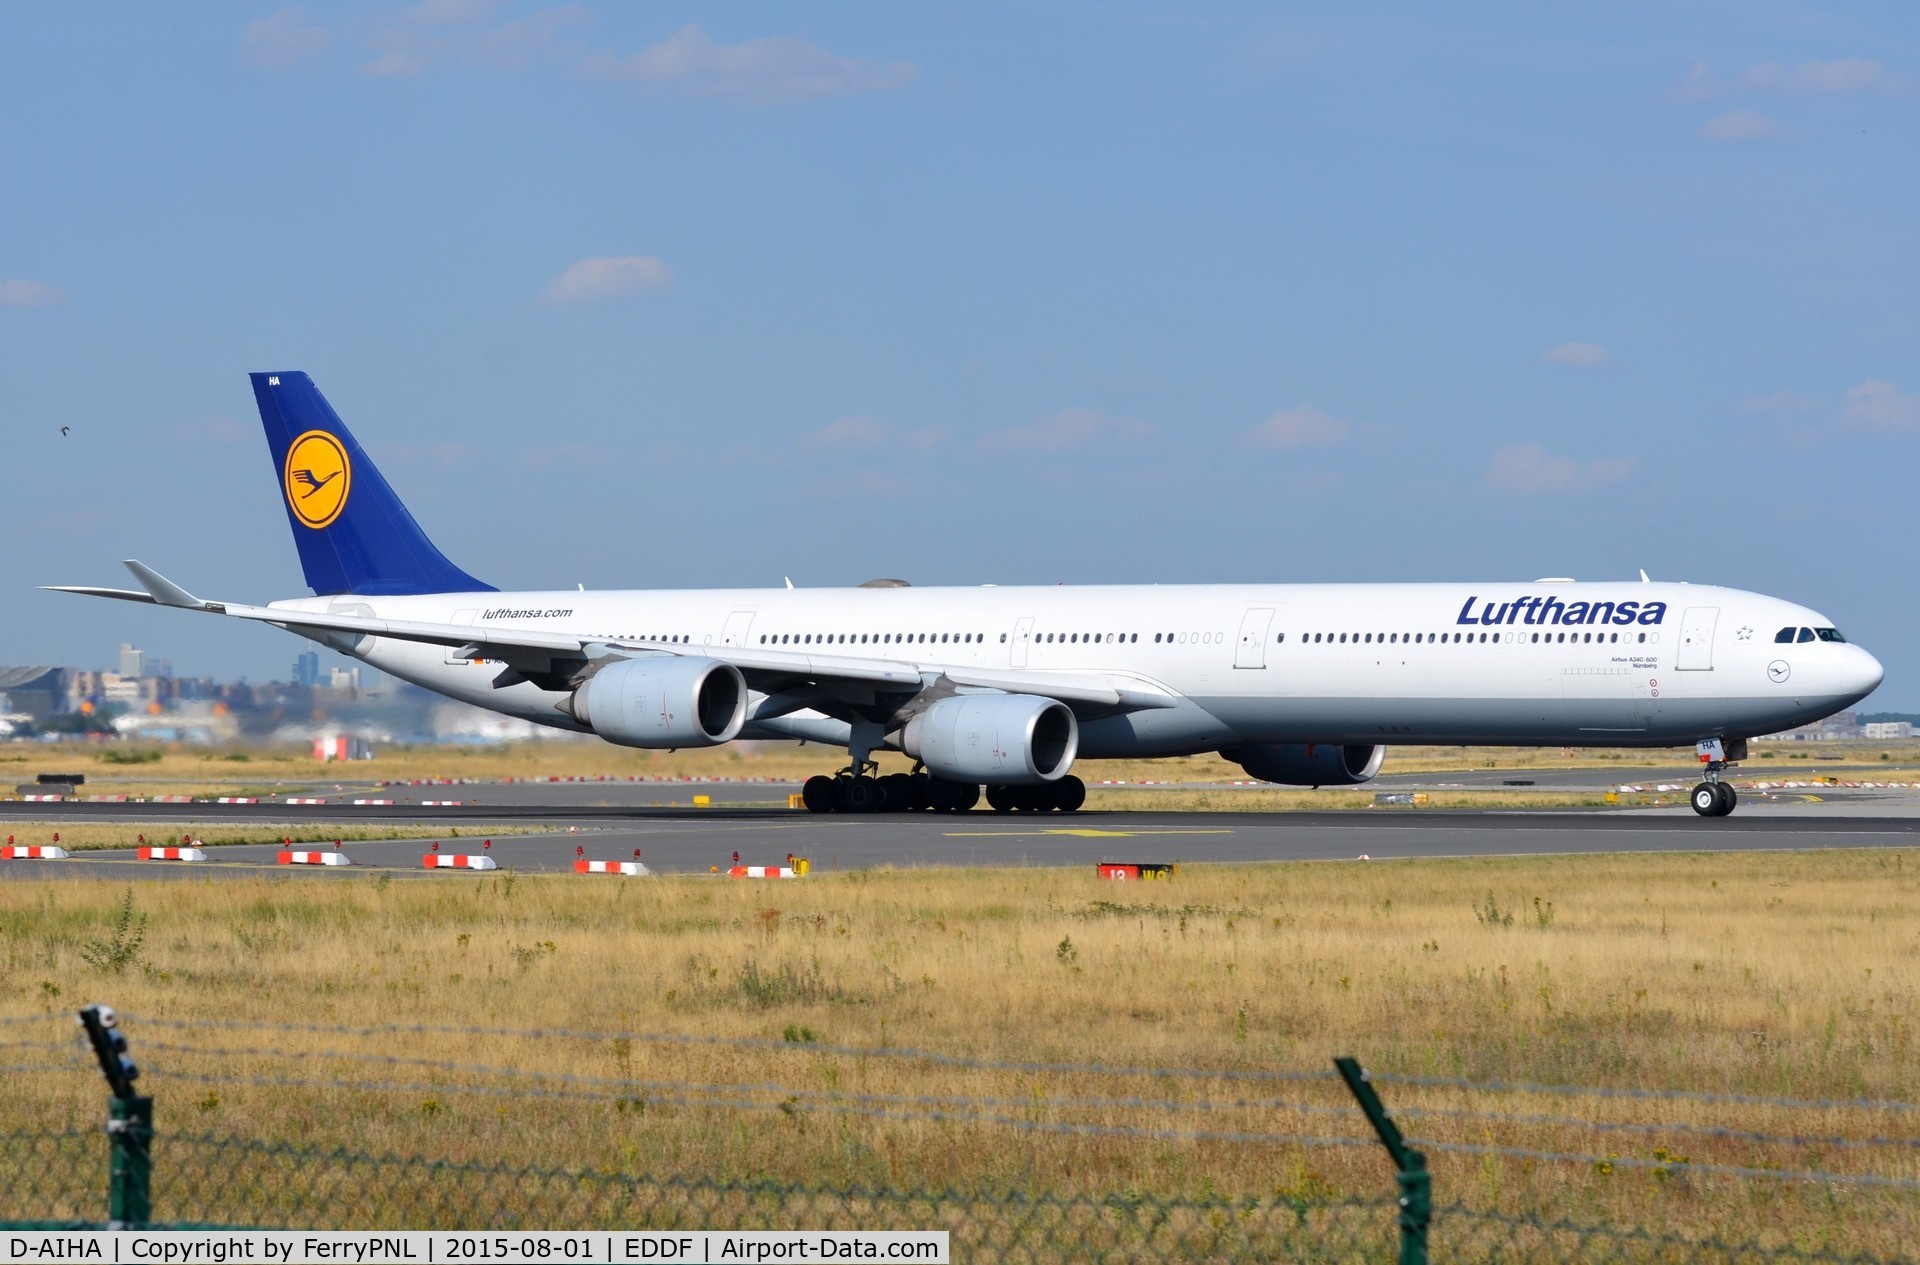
[283,430,351,529]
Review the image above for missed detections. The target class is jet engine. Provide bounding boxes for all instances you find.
[1226,743,1385,787]
[565,657,747,749]
[898,694,1078,785]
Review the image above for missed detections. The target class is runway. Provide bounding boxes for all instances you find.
[4,798,1917,879]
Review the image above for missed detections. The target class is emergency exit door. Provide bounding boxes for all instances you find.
[1676,606,1719,671]
[1235,607,1276,669]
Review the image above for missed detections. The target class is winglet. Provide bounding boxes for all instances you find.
[122,560,212,610]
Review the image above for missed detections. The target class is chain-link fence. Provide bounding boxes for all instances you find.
[4,1007,1916,1263]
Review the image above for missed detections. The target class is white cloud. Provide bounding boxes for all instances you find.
[1697,110,1793,141]
[539,256,674,305]
[1485,444,1636,493]
[802,416,947,451]
[240,7,330,70]
[979,406,1152,453]
[1539,341,1611,367]
[0,279,68,308]
[1246,403,1348,450]
[1740,58,1912,97]
[582,24,918,103]
[810,415,888,446]
[358,3,589,75]
[1673,61,1724,101]
[359,50,425,76]
[1842,379,1920,432]
[403,0,504,25]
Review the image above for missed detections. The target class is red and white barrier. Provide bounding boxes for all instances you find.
[2,845,69,859]
[215,797,260,804]
[574,859,651,876]
[278,849,352,866]
[423,853,496,870]
[351,799,395,806]
[284,798,328,805]
[418,800,464,807]
[138,845,206,862]
[727,866,796,879]
[151,795,194,803]
[19,794,67,803]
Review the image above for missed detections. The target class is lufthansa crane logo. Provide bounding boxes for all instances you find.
[283,430,351,529]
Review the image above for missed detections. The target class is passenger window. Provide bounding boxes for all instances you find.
[1796,627,1815,643]
[1276,632,1285,643]
[1637,633,1646,643]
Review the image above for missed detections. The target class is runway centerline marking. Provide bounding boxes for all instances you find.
[942,828,1235,838]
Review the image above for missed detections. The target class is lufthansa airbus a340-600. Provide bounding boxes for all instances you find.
[52,373,1883,818]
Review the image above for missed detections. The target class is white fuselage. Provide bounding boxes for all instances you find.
[270,579,1883,759]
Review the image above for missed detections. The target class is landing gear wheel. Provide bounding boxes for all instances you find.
[923,776,972,812]
[802,775,837,814]
[909,772,933,812]
[845,775,884,814]
[986,784,1016,813]
[880,773,916,813]
[1716,782,1738,816]
[1691,783,1724,817]
[1052,775,1086,813]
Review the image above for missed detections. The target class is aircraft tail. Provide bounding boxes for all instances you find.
[250,372,494,596]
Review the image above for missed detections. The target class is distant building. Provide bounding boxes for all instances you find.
[293,648,321,687]
[1759,710,1864,742]
[1863,721,1914,740]
[118,643,144,679]
[314,734,373,761]
[0,667,69,720]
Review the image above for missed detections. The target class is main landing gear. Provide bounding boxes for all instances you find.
[799,766,1087,815]
[1689,736,1746,818]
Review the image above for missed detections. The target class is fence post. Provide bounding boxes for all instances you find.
[78,1005,151,1228]
[1334,1056,1429,1265]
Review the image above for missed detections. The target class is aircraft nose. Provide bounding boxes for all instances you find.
[1849,646,1885,701]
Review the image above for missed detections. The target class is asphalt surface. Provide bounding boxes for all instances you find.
[4,795,1917,879]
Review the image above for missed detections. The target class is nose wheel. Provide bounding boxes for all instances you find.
[1690,739,1741,817]
[1690,781,1737,817]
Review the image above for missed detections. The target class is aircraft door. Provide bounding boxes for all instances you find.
[721,610,756,648]
[1011,617,1035,668]
[1234,607,1276,669]
[1676,606,1719,671]
[443,608,480,665]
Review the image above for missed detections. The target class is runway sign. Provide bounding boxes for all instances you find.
[1096,862,1177,881]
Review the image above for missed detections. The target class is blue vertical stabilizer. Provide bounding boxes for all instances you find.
[250,372,494,596]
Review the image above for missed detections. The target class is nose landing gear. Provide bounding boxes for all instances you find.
[1689,737,1746,818]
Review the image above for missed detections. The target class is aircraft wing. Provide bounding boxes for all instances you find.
[46,563,1177,713]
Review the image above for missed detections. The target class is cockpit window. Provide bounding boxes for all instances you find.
[1775,627,1796,643]
[1796,627,1816,643]
[1816,627,1848,643]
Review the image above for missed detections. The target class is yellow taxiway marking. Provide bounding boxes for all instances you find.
[943,828,1235,838]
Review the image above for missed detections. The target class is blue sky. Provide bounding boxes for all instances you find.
[3,3,1917,707]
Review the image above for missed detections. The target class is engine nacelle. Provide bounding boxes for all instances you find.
[1226,743,1385,787]
[898,694,1078,785]
[566,657,746,749]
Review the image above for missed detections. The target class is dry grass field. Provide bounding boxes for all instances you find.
[7,738,1919,797]
[3,849,1917,1249]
